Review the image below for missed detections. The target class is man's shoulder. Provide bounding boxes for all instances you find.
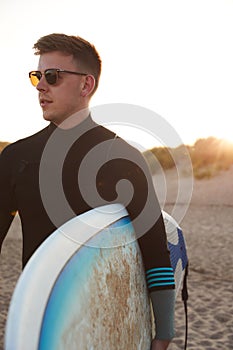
[1,124,52,159]
[93,122,139,151]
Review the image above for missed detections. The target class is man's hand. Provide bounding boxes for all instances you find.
[151,338,170,350]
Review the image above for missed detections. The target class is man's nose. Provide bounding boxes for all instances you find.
[36,76,49,91]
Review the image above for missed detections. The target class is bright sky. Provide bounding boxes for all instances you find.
[1,0,233,149]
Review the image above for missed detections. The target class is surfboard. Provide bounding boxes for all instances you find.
[5,204,187,350]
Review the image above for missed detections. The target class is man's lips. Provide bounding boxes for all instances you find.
[39,98,53,108]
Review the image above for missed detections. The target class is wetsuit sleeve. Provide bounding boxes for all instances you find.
[151,289,175,340]
[0,147,17,251]
[102,139,175,290]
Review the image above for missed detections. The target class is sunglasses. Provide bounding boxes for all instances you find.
[29,68,88,87]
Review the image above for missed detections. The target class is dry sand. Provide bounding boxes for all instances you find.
[158,165,233,350]
[0,166,233,349]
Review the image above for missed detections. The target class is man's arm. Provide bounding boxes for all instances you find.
[0,146,17,251]
[151,339,170,350]
[0,211,15,252]
[96,135,176,344]
[117,144,176,344]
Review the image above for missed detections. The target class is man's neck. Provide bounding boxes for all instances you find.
[56,108,90,130]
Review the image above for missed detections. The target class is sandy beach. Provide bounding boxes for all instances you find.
[0,165,233,349]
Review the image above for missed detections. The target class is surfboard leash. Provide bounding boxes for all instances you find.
[181,261,189,350]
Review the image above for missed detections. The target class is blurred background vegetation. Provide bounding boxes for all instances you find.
[0,142,10,153]
[1,137,233,179]
[188,137,233,179]
[144,137,233,179]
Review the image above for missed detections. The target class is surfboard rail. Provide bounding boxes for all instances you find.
[5,204,188,350]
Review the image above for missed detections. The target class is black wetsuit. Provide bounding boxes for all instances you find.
[0,116,175,296]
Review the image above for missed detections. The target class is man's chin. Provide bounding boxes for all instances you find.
[43,113,53,122]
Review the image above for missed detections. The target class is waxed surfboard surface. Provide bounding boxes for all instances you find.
[5,204,152,350]
[5,204,187,350]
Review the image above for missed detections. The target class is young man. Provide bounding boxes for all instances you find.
[0,34,175,349]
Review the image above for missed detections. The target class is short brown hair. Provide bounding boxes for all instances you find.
[33,33,102,93]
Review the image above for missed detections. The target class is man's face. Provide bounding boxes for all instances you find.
[36,51,87,125]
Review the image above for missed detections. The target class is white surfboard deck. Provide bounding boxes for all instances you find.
[5,204,187,350]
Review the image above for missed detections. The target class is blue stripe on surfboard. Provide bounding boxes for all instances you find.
[108,215,131,228]
[38,215,137,349]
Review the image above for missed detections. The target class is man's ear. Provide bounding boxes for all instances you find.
[80,75,96,97]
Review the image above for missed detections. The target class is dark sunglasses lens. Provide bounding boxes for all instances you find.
[45,70,58,85]
[29,72,41,86]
